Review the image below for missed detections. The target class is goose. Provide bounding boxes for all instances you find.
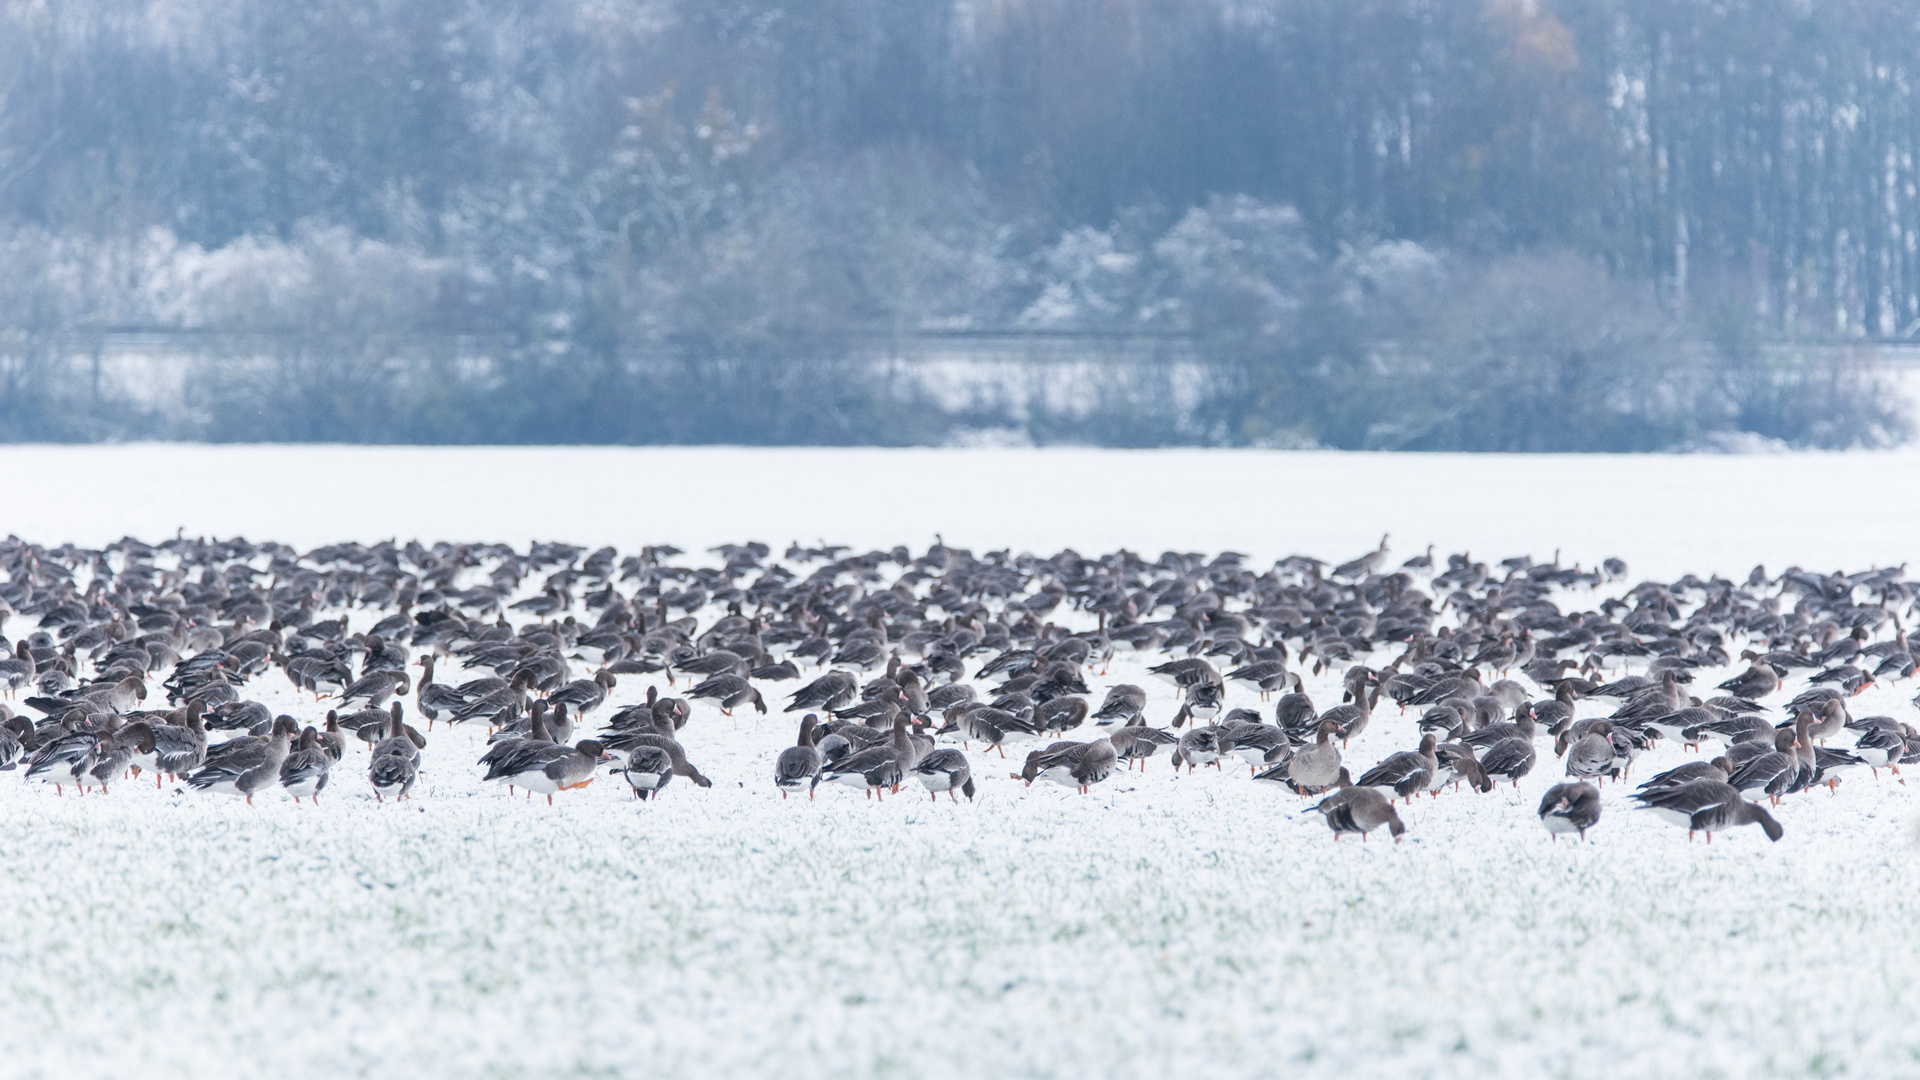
[672,649,749,680]
[1531,683,1580,735]
[1225,659,1291,699]
[599,723,714,790]
[1108,718,1179,770]
[450,669,541,727]
[1092,684,1146,726]
[0,640,36,695]
[1146,657,1220,697]
[1808,698,1847,745]
[83,730,131,794]
[280,728,332,804]
[1461,703,1538,754]
[152,700,210,783]
[1810,745,1866,792]
[829,685,902,727]
[1272,678,1316,738]
[116,721,159,782]
[1356,734,1438,803]
[413,655,468,727]
[336,668,411,709]
[787,670,859,713]
[1221,719,1289,773]
[1538,782,1601,841]
[1401,544,1435,574]
[371,704,427,765]
[949,705,1038,758]
[114,719,158,780]
[1307,781,1404,842]
[0,715,22,771]
[1435,742,1492,793]
[1171,725,1228,774]
[749,657,801,682]
[1561,722,1617,785]
[1037,695,1090,735]
[686,673,768,715]
[1069,738,1117,793]
[1417,702,1467,739]
[1478,735,1536,787]
[1172,681,1224,728]
[306,709,343,763]
[187,725,293,805]
[1316,686,1375,746]
[622,744,676,801]
[1631,780,1784,842]
[547,671,619,715]
[1636,757,1733,797]
[1850,721,1908,776]
[1331,533,1389,581]
[1726,728,1800,805]
[1283,721,1343,794]
[511,740,612,805]
[1645,704,1716,745]
[816,717,910,800]
[368,747,419,802]
[926,683,978,713]
[490,699,573,746]
[1015,740,1092,788]
[1716,656,1780,700]
[480,705,558,796]
[910,747,975,802]
[773,715,822,799]
[342,704,397,749]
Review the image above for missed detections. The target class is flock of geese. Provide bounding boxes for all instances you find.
[0,532,1914,846]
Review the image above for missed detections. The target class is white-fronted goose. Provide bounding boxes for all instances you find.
[280,728,332,804]
[1108,717,1178,770]
[816,717,910,800]
[1070,738,1117,793]
[1283,720,1343,794]
[1561,721,1617,785]
[773,715,822,799]
[188,725,293,805]
[1171,725,1228,774]
[1538,782,1601,841]
[1631,779,1784,842]
[1092,684,1146,726]
[622,744,675,801]
[1478,736,1536,788]
[1309,782,1405,842]
[910,747,974,802]
[1356,734,1437,803]
[510,740,611,805]
[686,673,767,715]
[1727,727,1800,805]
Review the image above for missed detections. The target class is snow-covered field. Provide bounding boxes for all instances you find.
[4,443,1920,1079]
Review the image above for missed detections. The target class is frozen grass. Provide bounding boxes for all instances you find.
[1,445,1918,1077]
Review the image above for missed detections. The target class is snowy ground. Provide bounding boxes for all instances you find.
[3,444,1919,1078]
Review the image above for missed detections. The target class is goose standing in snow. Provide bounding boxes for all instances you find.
[1281,720,1343,794]
[1631,780,1784,842]
[1307,778,1405,842]
[911,747,975,802]
[816,717,910,800]
[622,744,676,801]
[1356,734,1438,803]
[773,714,822,799]
[188,725,293,805]
[1538,782,1601,841]
[280,728,332,804]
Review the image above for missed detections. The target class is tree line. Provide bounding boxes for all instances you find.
[0,0,1909,448]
